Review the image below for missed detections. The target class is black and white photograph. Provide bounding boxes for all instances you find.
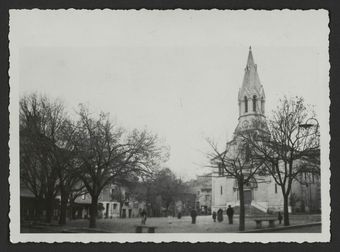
[8,9,330,243]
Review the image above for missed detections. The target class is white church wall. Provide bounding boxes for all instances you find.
[225,178,237,207]
[267,179,284,212]
[225,186,239,209]
[212,177,226,208]
[211,176,216,207]
[254,179,269,202]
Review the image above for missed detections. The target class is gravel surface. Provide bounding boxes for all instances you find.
[21,214,321,233]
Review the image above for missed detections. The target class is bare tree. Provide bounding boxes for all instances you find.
[37,116,87,225]
[20,93,67,222]
[73,105,168,228]
[207,137,265,231]
[55,144,85,224]
[240,96,320,226]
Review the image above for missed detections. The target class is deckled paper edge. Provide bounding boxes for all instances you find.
[8,9,331,243]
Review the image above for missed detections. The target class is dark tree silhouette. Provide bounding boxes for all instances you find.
[145,168,188,215]
[20,93,67,222]
[239,96,320,226]
[73,105,168,228]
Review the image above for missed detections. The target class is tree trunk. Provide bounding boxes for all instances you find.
[119,200,123,218]
[69,198,75,220]
[283,193,290,226]
[89,195,98,228]
[238,176,245,231]
[45,197,54,223]
[59,192,69,225]
[34,198,44,221]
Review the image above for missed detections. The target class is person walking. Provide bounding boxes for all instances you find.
[226,205,234,224]
[278,212,283,224]
[217,208,223,222]
[167,210,172,224]
[212,211,217,222]
[141,208,147,225]
[190,209,197,224]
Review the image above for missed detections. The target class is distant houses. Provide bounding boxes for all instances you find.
[185,174,212,215]
[20,183,146,221]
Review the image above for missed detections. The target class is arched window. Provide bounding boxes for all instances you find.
[253,95,257,112]
[261,98,265,113]
[244,96,248,113]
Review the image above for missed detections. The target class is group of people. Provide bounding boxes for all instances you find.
[211,206,284,225]
[212,205,234,224]
[140,208,200,225]
[190,206,235,225]
[140,206,284,227]
[140,206,236,225]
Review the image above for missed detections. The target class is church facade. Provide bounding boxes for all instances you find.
[211,48,284,213]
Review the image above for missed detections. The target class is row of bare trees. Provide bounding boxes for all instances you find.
[208,96,320,231]
[20,93,168,228]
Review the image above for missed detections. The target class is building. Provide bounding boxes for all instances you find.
[211,47,284,213]
[115,185,146,218]
[290,170,321,213]
[74,184,145,219]
[20,186,60,221]
[211,47,321,214]
[21,182,146,221]
[69,184,121,219]
[187,174,212,215]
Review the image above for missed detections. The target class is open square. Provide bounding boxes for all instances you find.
[9,9,329,243]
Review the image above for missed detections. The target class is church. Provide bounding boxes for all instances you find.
[211,47,285,214]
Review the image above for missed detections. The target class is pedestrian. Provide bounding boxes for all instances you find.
[217,208,223,222]
[212,211,217,222]
[167,210,173,224]
[226,205,234,224]
[141,208,147,225]
[278,212,283,224]
[190,209,197,224]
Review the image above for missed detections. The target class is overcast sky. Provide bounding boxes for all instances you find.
[10,10,329,180]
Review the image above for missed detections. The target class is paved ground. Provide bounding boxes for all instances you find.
[269,225,321,233]
[21,214,321,233]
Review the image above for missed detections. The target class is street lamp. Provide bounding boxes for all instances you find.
[299,118,319,131]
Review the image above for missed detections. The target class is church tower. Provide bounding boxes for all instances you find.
[235,47,266,133]
[211,47,284,213]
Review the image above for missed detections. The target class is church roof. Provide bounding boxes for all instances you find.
[238,47,265,100]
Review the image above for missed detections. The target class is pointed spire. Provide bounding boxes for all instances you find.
[238,47,265,101]
[246,46,255,67]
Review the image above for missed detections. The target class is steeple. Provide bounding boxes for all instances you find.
[246,46,255,67]
[234,47,267,134]
[237,47,266,119]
